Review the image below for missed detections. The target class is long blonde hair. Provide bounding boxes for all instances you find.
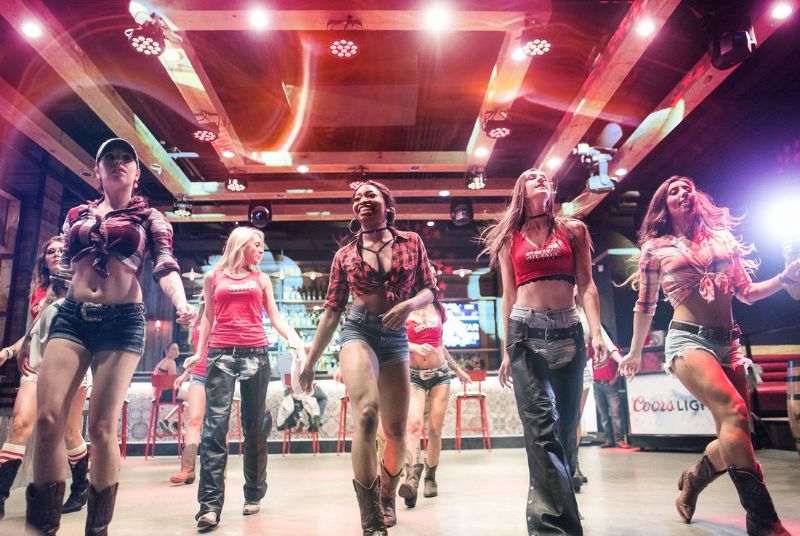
[215,226,264,272]
[479,168,584,267]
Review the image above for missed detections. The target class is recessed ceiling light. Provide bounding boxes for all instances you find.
[438,190,450,197]
[771,2,793,19]
[614,168,628,177]
[636,19,656,37]
[296,165,309,173]
[427,221,435,227]
[21,21,43,38]
[474,147,489,158]
[425,5,450,32]
[249,8,269,29]
[546,157,562,170]
[221,150,235,158]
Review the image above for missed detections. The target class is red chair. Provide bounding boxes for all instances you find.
[455,369,491,452]
[336,391,351,455]
[145,374,184,458]
[282,374,320,456]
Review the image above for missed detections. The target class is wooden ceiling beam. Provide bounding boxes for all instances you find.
[0,77,98,189]
[535,0,681,173]
[243,151,468,173]
[1,0,193,194]
[567,7,784,217]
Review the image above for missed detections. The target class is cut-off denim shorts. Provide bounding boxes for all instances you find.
[190,374,207,386]
[48,298,146,356]
[339,305,409,368]
[665,325,750,375]
[410,364,451,391]
[507,305,583,369]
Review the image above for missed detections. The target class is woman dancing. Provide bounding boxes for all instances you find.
[185,226,304,530]
[300,180,437,535]
[620,175,796,536]
[25,138,196,535]
[480,168,608,536]
[397,299,470,508]
[0,237,91,518]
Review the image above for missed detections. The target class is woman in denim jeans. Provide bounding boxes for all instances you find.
[183,226,305,530]
[620,176,797,535]
[300,181,437,535]
[480,168,609,536]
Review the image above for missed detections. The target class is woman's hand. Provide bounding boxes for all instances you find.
[17,352,35,376]
[0,347,12,367]
[783,259,800,283]
[299,359,317,393]
[174,371,190,390]
[183,354,201,372]
[175,303,197,326]
[456,368,472,385]
[619,352,642,379]
[591,336,611,369]
[381,301,414,330]
[498,355,513,388]
[414,343,435,356]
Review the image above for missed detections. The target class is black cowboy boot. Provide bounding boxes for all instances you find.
[423,463,438,498]
[728,464,791,536]
[85,483,118,535]
[0,459,22,520]
[379,463,401,527]
[397,463,424,508]
[675,454,725,523]
[353,477,388,536]
[63,454,90,513]
[26,481,66,535]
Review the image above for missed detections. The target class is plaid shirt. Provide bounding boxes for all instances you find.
[324,229,438,312]
[58,196,180,281]
[634,230,753,316]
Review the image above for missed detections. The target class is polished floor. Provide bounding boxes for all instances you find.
[2,446,799,535]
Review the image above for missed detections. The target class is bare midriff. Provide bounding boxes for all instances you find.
[352,290,400,315]
[514,279,576,311]
[409,345,446,369]
[672,292,735,329]
[68,256,143,304]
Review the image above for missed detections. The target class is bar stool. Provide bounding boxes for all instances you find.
[281,374,320,456]
[228,396,243,455]
[455,370,491,451]
[336,392,351,455]
[145,374,184,458]
[82,395,129,458]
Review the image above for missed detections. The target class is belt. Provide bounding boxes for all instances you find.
[414,366,449,381]
[669,321,741,344]
[518,323,582,342]
[71,300,146,322]
[213,346,268,357]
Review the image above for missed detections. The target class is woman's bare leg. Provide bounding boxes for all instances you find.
[424,382,450,467]
[404,387,426,466]
[340,342,381,484]
[378,360,410,476]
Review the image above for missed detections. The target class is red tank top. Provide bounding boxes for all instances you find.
[30,285,49,321]
[511,226,575,287]
[208,270,269,348]
[405,309,446,347]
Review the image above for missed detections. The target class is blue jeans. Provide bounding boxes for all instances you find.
[593,380,625,443]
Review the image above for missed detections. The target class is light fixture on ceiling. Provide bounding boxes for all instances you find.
[771,2,793,19]
[181,268,199,281]
[465,167,486,190]
[424,5,451,32]
[226,177,247,192]
[546,156,563,171]
[249,203,272,228]
[249,8,269,29]
[474,147,489,158]
[614,168,628,177]
[519,18,551,57]
[296,165,310,173]
[21,21,43,39]
[221,150,235,159]
[482,110,512,139]
[302,270,326,281]
[438,190,450,197]
[125,12,182,57]
[636,19,656,37]
[327,15,362,59]
[695,2,757,70]
[173,198,192,217]
[192,112,220,142]
[454,267,473,278]
[451,199,473,227]
[347,166,369,189]
[426,221,435,227]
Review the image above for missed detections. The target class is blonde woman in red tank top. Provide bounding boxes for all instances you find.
[183,226,304,530]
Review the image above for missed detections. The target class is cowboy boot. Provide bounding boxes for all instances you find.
[85,483,118,536]
[676,455,725,523]
[25,481,66,535]
[728,464,791,536]
[169,443,197,485]
[379,463,401,527]
[423,463,438,498]
[0,459,22,520]
[397,463,423,508]
[353,477,388,536]
[63,454,90,513]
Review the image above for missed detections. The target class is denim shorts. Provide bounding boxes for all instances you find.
[507,306,583,369]
[339,305,409,368]
[190,374,207,386]
[665,327,750,375]
[48,298,146,356]
[410,364,451,391]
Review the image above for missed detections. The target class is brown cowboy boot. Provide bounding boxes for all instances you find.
[379,463,401,527]
[397,463,424,508]
[85,483,119,536]
[169,444,197,485]
[676,454,725,522]
[353,477,388,536]
[728,464,791,536]
[423,463,438,498]
[26,481,66,535]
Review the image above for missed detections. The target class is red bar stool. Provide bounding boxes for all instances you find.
[455,369,491,452]
[118,399,129,458]
[336,391,351,455]
[228,396,243,455]
[281,374,320,456]
[145,374,184,458]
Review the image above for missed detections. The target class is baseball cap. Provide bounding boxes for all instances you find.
[96,138,139,168]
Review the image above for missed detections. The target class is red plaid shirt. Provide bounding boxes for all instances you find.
[324,229,438,312]
[58,196,180,281]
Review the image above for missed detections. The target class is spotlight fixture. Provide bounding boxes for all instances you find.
[465,167,486,190]
[327,15,362,59]
[125,12,182,57]
[482,110,512,139]
[192,112,220,142]
[249,203,272,228]
[450,199,473,227]
[226,177,247,192]
[21,21,43,39]
[519,18,551,57]
[173,199,192,217]
[692,2,757,70]
[347,166,369,189]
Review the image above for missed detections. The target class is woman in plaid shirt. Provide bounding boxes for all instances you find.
[300,180,437,535]
[620,175,798,536]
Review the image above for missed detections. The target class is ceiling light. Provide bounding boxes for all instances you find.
[330,39,358,58]
[192,113,220,142]
[21,21,43,38]
[451,199,473,226]
[454,267,473,278]
[438,190,450,197]
[296,165,309,173]
[636,19,656,37]
[327,15,362,59]
[614,168,628,177]
[173,199,192,217]
[162,48,182,62]
[546,156,562,171]
[250,204,271,228]
[226,177,247,192]
[125,12,176,57]
[465,167,486,190]
[249,8,269,29]
[425,5,450,32]
[474,147,489,158]
[771,2,793,19]
[427,221,435,227]
[221,150,235,158]
[511,47,527,62]
[181,268,199,281]
[483,111,512,139]
[519,20,551,57]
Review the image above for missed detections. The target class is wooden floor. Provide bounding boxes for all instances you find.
[2,446,799,535]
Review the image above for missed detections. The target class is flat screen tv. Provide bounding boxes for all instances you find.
[441,302,481,349]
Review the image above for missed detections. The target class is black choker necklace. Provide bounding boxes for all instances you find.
[527,213,548,220]
[361,226,389,234]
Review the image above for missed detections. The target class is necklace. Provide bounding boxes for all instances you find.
[527,212,547,220]
[361,226,389,234]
